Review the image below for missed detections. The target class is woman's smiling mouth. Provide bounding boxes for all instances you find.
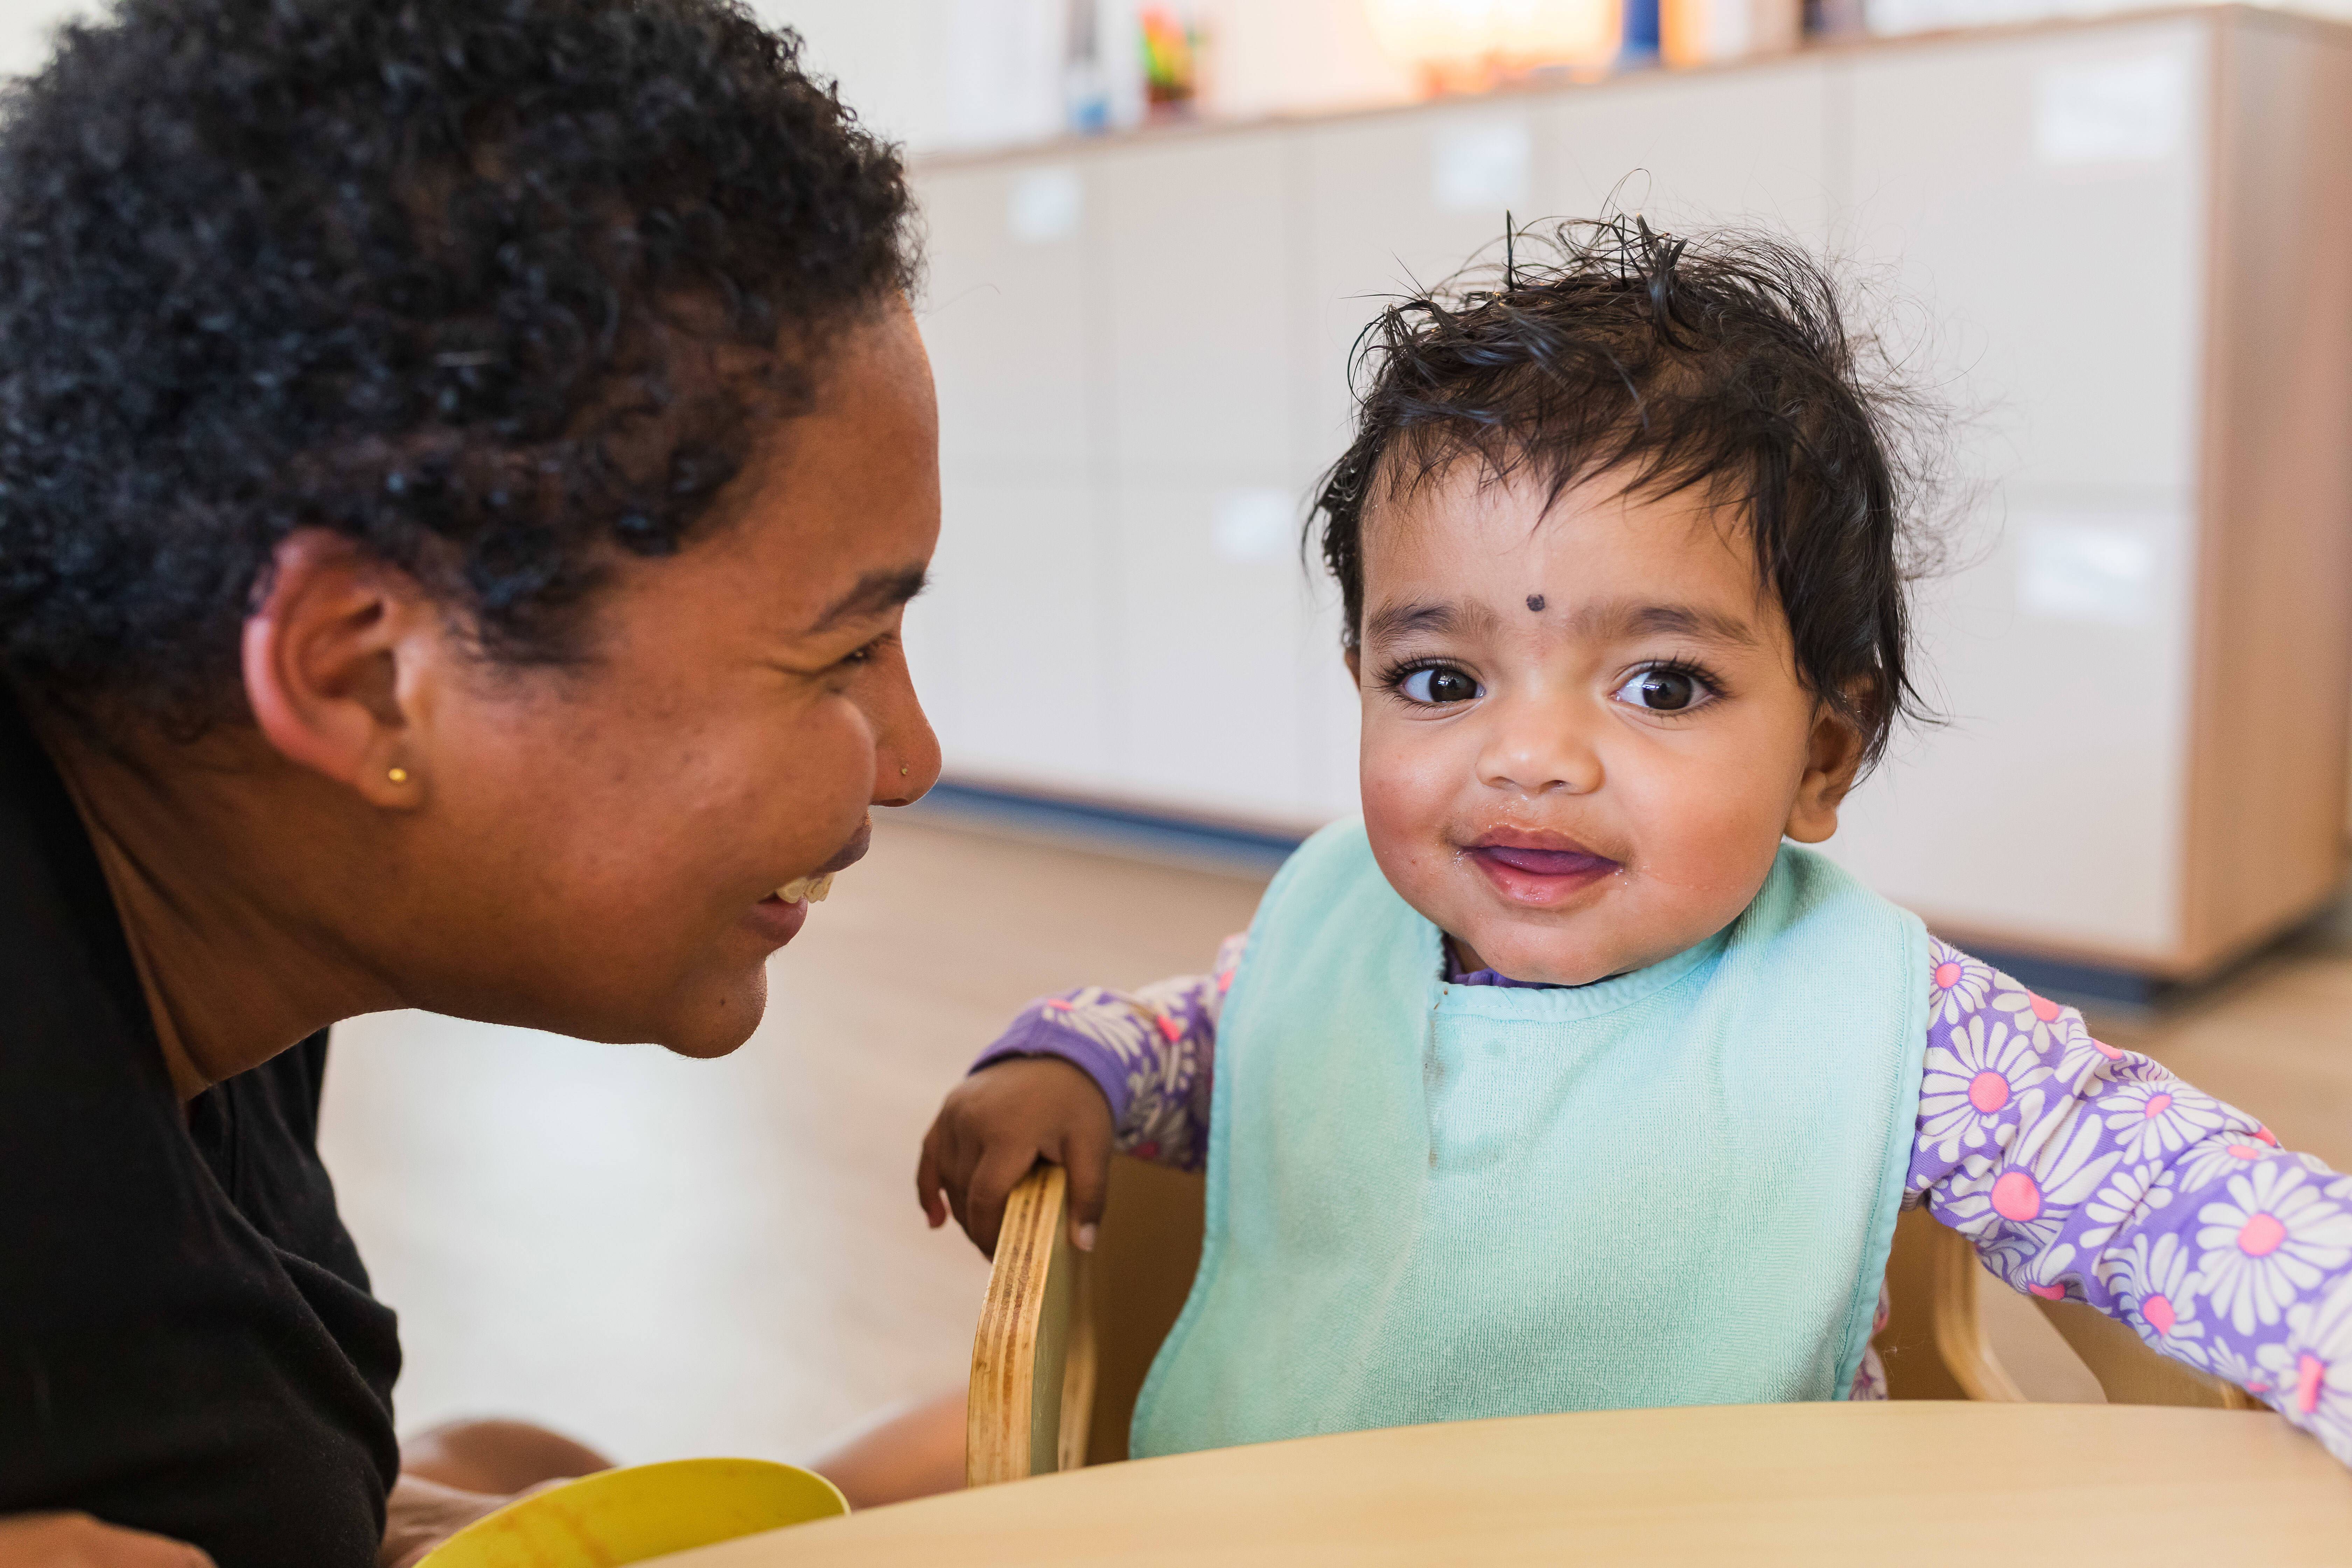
[1464,834,1622,906]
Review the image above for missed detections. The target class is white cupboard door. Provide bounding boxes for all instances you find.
[1823,20,2209,959]
[918,474,1119,794]
[1094,130,1317,812]
[1831,505,2197,958]
[1299,101,1551,470]
[913,158,1097,484]
[1096,130,1300,485]
[1108,479,1336,824]
[1837,19,2207,497]
[1537,54,1834,245]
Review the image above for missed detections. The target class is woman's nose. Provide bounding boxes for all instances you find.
[871,663,942,808]
[1475,690,1603,797]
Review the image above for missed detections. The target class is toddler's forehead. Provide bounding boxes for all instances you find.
[1360,462,1768,611]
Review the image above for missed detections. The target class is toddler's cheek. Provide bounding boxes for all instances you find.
[1359,772,1456,904]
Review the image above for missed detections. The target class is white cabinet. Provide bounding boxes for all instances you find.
[1821,19,2212,960]
[917,157,1096,482]
[1539,53,1834,240]
[915,474,1119,793]
[910,6,2352,976]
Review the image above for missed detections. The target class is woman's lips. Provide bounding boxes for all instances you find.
[1466,841,1620,906]
[744,893,811,947]
[745,820,874,947]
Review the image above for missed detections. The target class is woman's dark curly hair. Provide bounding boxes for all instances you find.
[1316,217,1934,772]
[0,0,915,729]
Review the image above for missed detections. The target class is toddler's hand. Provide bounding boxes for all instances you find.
[916,1056,1113,1258]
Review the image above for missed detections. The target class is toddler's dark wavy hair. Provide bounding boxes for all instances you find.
[1315,217,1935,773]
[0,0,915,731]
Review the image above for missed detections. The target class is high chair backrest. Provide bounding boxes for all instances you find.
[965,1156,2254,1486]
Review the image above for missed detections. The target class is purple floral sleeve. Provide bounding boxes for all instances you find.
[969,934,1241,1171]
[1914,938,2352,1463]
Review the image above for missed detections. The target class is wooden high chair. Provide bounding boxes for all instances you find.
[965,1155,2258,1486]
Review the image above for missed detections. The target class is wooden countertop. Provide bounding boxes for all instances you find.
[654,1401,2352,1564]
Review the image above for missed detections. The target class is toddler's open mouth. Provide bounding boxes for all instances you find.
[1464,836,1621,906]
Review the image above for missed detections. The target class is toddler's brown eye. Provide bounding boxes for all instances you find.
[1615,668,1699,711]
[1399,666,1481,705]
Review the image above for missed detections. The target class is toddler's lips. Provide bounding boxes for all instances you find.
[1466,843,1620,906]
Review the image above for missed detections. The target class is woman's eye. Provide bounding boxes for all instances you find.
[1399,666,1482,706]
[1614,667,1703,712]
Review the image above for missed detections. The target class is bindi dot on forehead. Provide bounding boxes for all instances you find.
[1526,594,1546,613]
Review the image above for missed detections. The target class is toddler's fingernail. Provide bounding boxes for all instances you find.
[1075,1223,1098,1252]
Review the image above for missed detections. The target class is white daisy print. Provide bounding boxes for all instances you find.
[2050,1018,2134,1096]
[2021,1241,2080,1302]
[1988,978,2070,1056]
[2270,1283,2352,1460]
[2078,1158,2173,1251]
[1946,1113,2120,1279]
[1035,988,1158,1065]
[1917,1013,2051,1162]
[2196,1160,2352,1335]
[1927,943,1995,1030]
[2094,1229,2207,1357]
[2098,1064,2231,1163]
[2199,1340,2272,1397]
[2170,1134,2276,1195]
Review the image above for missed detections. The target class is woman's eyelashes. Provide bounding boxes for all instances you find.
[1385,659,1484,708]
[1609,660,1722,715]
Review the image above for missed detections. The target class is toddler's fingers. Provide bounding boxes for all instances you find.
[913,1136,947,1229]
[964,1147,1040,1258]
[1059,1121,1114,1253]
[933,1122,986,1237]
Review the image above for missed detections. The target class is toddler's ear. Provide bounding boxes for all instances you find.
[1784,704,1866,844]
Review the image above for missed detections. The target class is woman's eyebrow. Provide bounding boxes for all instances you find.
[809,565,930,631]
[1363,598,1501,645]
[1572,599,1758,648]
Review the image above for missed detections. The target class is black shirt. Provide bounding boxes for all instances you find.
[0,690,400,1567]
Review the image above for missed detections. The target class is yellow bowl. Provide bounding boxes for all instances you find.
[416,1457,848,1567]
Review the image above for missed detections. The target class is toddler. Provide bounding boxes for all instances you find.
[917,219,2352,1463]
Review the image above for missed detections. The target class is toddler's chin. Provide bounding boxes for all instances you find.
[1451,921,1625,987]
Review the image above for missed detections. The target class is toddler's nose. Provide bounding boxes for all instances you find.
[1475,691,1603,797]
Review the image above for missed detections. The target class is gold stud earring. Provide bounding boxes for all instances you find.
[899,764,910,777]
[387,766,410,785]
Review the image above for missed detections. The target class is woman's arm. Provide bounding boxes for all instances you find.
[1908,939,2352,1463]
[0,1514,212,1567]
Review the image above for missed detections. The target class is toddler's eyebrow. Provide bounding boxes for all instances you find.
[1574,600,1758,648]
[1363,598,1502,645]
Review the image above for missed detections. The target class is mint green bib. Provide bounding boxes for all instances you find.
[1130,819,1928,1458]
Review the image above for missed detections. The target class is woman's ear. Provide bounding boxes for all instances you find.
[1784,702,1867,845]
[240,530,436,808]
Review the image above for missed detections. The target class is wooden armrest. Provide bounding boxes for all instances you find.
[1879,1206,2026,1401]
[966,1164,1096,1487]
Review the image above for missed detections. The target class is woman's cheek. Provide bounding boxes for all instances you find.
[775,697,883,827]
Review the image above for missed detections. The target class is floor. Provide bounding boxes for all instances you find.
[316,815,2352,1462]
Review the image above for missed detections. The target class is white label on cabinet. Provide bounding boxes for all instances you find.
[1864,0,2049,37]
[2017,520,2160,626]
[2034,55,2187,168]
[1007,166,1083,244]
[1213,488,1295,563]
[1432,120,1531,213]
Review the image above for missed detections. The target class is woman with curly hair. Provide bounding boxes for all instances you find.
[0,1,946,1562]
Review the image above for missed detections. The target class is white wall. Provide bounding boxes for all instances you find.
[0,0,89,75]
